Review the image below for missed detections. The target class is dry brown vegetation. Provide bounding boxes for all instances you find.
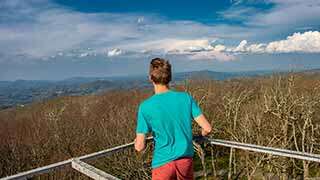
[1,73,320,179]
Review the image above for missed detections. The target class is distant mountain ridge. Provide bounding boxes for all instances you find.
[174,69,277,81]
[0,69,311,110]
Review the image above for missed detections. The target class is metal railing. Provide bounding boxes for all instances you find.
[208,138,320,163]
[0,137,153,180]
[1,137,320,180]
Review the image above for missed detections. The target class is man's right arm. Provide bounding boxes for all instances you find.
[135,104,150,152]
[194,114,212,136]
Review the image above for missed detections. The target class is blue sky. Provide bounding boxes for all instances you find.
[0,0,320,80]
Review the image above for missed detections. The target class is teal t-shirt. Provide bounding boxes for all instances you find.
[136,89,202,168]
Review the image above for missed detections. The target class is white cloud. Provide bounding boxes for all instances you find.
[250,3,320,27]
[218,0,320,42]
[218,6,259,22]
[0,0,144,59]
[230,31,320,54]
[55,31,320,60]
[117,38,235,61]
[1,0,320,64]
[265,31,320,53]
[246,43,267,53]
[79,52,89,58]
[0,0,265,62]
[151,39,212,53]
[233,40,247,52]
[213,44,226,52]
[107,48,123,57]
[188,51,236,61]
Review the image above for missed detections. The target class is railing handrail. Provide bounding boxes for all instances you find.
[1,136,320,180]
[207,138,320,163]
[0,137,153,180]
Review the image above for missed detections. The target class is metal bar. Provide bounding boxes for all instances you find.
[71,159,120,180]
[0,159,72,180]
[208,138,320,163]
[2,136,320,180]
[78,137,153,162]
[0,137,153,180]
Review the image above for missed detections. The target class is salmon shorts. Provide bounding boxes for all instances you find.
[152,157,193,180]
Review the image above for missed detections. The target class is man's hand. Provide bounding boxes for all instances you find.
[194,114,212,136]
[134,134,146,152]
[201,128,211,136]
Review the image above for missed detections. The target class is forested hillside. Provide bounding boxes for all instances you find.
[1,73,320,179]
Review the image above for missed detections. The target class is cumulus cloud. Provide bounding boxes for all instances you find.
[233,40,248,52]
[213,44,226,52]
[159,39,234,61]
[62,31,320,61]
[265,31,320,53]
[70,31,320,60]
[117,38,235,61]
[230,31,320,54]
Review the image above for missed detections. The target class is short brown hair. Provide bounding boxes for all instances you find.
[149,58,172,85]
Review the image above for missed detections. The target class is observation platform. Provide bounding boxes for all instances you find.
[1,137,320,180]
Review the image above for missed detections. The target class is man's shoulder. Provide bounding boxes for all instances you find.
[139,90,190,106]
[139,96,154,109]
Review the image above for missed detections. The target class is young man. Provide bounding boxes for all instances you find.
[134,58,212,180]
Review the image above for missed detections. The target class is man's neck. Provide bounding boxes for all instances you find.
[153,84,170,94]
